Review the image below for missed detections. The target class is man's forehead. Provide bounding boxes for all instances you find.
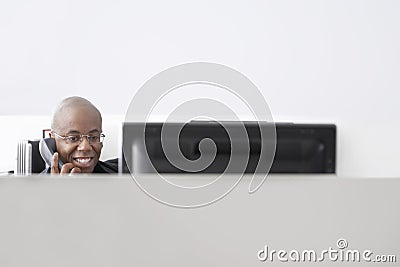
[53,107,102,131]
[56,126,102,135]
[65,129,101,134]
[55,105,100,120]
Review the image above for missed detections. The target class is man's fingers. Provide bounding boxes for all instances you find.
[51,152,59,174]
[51,156,82,175]
[60,163,76,175]
[70,167,82,174]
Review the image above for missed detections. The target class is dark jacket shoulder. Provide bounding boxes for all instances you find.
[93,158,119,173]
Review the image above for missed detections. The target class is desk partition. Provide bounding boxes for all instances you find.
[0,175,398,266]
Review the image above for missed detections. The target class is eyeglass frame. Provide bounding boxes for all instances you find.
[51,131,105,145]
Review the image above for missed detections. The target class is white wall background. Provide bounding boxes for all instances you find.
[0,0,399,176]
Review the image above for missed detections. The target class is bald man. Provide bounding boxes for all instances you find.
[42,96,118,174]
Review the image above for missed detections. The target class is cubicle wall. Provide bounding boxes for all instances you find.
[0,175,398,266]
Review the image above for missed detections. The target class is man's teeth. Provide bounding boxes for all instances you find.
[75,158,91,164]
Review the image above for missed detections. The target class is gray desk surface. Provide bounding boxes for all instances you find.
[0,175,398,266]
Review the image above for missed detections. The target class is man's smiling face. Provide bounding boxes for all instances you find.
[51,105,103,173]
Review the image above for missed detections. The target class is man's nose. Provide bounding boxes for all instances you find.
[77,136,93,150]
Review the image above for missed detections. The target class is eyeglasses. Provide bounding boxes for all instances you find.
[51,131,105,145]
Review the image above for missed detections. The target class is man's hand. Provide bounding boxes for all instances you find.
[51,152,82,175]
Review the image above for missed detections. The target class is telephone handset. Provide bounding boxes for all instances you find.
[39,138,64,170]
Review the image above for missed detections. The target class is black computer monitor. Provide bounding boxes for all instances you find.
[120,122,336,174]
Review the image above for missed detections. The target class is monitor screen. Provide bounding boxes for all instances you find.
[120,122,336,174]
